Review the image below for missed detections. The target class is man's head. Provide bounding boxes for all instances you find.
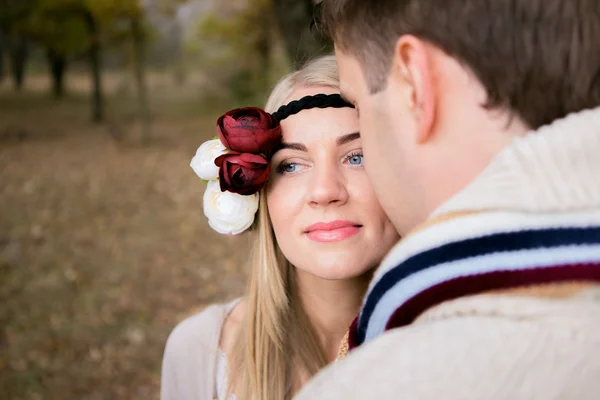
[321,0,600,235]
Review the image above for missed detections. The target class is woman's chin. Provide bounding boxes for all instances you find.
[296,260,376,282]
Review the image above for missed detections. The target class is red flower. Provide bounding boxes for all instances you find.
[215,152,271,195]
[217,107,282,153]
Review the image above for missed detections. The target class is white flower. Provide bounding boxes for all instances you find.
[190,139,228,181]
[203,180,259,235]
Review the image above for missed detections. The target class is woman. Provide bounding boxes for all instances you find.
[161,55,400,400]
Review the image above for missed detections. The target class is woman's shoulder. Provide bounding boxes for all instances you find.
[161,298,242,400]
[219,298,246,354]
[166,298,242,352]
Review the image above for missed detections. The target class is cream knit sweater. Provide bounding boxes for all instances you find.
[295,107,600,400]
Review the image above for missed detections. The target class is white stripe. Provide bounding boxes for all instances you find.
[364,243,600,342]
[372,211,600,287]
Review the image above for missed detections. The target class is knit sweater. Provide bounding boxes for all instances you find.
[295,107,600,400]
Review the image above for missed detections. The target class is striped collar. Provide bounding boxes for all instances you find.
[351,107,600,349]
[352,218,600,347]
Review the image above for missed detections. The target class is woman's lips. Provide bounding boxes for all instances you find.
[305,220,362,243]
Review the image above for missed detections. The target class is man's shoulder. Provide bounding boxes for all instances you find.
[296,310,600,399]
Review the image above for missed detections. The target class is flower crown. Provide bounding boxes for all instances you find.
[191,94,354,235]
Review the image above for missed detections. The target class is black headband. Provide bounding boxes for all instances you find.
[272,93,355,121]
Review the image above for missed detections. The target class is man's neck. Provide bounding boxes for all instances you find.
[432,106,600,218]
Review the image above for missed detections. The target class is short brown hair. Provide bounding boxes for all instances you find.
[321,0,600,129]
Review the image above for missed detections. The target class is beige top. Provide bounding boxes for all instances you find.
[215,350,235,400]
[295,107,600,400]
[161,299,240,400]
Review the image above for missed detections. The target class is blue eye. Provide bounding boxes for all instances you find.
[277,162,301,174]
[347,153,364,165]
[284,163,298,172]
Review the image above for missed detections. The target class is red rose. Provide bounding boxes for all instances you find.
[215,152,271,195]
[217,107,282,153]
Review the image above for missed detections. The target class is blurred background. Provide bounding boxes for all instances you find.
[0,0,329,398]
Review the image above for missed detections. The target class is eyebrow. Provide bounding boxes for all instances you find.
[278,142,308,152]
[276,132,360,153]
[336,132,360,146]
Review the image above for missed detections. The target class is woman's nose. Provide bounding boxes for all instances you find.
[307,163,349,208]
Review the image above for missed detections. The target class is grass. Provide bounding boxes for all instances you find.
[0,71,251,399]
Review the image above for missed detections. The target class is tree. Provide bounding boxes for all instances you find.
[193,0,287,105]
[129,14,151,143]
[0,0,34,90]
[27,0,106,119]
[7,34,28,90]
[21,3,89,98]
[271,0,330,68]
[20,0,146,122]
[1,0,157,134]
[46,48,67,97]
[88,0,154,132]
[0,30,5,84]
[144,0,190,85]
[171,18,185,86]
[82,6,103,121]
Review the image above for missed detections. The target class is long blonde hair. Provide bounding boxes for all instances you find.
[229,55,343,400]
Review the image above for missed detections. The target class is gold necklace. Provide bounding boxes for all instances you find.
[337,330,349,360]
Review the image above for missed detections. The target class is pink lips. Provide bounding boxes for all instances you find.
[304,220,362,243]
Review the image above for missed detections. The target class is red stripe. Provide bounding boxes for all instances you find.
[384,262,600,332]
[347,316,359,350]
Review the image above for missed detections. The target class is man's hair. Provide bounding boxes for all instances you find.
[321,0,600,129]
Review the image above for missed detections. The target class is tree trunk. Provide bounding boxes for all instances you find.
[172,20,185,86]
[83,10,104,123]
[47,48,67,98]
[8,35,28,90]
[255,15,270,93]
[271,0,331,69]
[131,17,151,143]
[0,30,5,85]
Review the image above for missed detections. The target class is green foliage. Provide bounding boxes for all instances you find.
[22,3,89,55]
[0,0,34,32]
[190,0,289,106]
[0,0,150,57]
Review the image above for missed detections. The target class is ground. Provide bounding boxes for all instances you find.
[0,73,250,399]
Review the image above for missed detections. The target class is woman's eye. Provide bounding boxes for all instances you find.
[345,153,364,166]
[284,163,298,173]
[277,162,304,174]
[349,155,363,165]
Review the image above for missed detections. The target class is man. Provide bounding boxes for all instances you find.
[296,1,600,399]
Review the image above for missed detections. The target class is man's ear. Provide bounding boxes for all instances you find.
[392,35,436,143]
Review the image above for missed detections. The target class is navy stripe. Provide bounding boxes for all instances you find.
[384,263,600,331]
[356,226,600,344]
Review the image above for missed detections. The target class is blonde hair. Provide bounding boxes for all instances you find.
[229,55,343,400]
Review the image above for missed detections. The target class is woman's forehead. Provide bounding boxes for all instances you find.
[280,106,359,144]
